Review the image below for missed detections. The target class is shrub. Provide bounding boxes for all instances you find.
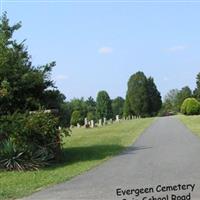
[70,110,83,126]
[87,112,96,121]
[181,98,200,115]
[0,111,71,170]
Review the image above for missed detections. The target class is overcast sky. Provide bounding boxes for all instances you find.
[1,1,200,100]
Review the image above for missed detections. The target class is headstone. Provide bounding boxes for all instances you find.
[99,119,102,126]
[116,115,119,122]
[103,117,107,125]
[70,125,73,129]
[84,118,88,126]
[109,119,113,124]
[91,120,94,128]
[77,123,80,128]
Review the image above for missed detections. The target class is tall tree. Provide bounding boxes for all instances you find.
[126,71,149,117]
[123,95,132,117]
[69,98,87,117]
[194,73,200,100]
[96,90,112,119]
[164,89,180,112]
[85,96,96,113]
[0,13,63,114]
[111,96,125,118]
[147,77,162,116]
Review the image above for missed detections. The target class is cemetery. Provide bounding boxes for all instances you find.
[1,7,200,200]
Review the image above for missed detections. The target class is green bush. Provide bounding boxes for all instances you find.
[0,111,71,170]
[87,112,96,121]
[181,98,200,115]
[70,110,83,126]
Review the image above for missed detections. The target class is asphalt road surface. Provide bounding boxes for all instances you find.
[22,116,200,200]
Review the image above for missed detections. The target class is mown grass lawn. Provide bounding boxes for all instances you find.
[0,118,154,200]
[178,115,200,136]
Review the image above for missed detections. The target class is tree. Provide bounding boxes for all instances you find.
[126,71,149,117]
[96,90,112,119]
[70,110,83,126]
[111,97,124,118]
[69,98,87,117]
[123,95,132,117]
[176,86,192,111]
[194,73,200,100]
[181,98,200,115]
[59,102,72,127]
[147,77,162,116]
[164,89,179,112]
[85,96,96,120]
[0,13,63,114]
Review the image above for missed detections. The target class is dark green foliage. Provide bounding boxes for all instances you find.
[126,72,149,117]
[123,95,133,117]
[85,96,96,121]
[112,97,125,118]
[126,71,161,117]
[87,111,96,121]
[0,14,72,170]
[0,13,66,115]
[85,96,96,113]
[0,140,54,171]
[181,98,200,115]
[42,90,66,110]
[59,102,72,127]
[0,112,58,151]
[69,98,87,117]
[96,90,113,119]
[147,77,162,116]
[70,110,83,126]
[0,140,26,171]
[0,111,70,170]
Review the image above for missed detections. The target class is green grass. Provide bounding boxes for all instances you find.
[178,114,200,136]
[0,118,154,200]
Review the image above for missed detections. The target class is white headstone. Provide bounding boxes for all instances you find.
[91,120,94,128]
[103,117,107,125]
[116,115,119,122]
[84,118,88,125]
[99,119,102,126]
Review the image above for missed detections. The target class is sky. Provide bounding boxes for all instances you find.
[1,0,200,101]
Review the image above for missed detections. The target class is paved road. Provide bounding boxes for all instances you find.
[22,117,200,200]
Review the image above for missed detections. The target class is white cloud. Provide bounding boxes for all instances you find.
[55,75,68,81]
[99,47,113,54]
[167,45,187,52]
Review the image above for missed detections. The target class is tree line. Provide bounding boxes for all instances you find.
[160,73,200,115]
[61,71,162,127]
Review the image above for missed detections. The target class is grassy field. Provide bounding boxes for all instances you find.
[0,118,154,200]
[178,115,200,136]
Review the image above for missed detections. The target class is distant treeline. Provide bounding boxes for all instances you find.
[160,73,200,115]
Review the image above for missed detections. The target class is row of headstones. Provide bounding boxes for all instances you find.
[74,115,138,129]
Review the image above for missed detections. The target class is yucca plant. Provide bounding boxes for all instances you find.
[0,140,56,171]
[0,140,27,171]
